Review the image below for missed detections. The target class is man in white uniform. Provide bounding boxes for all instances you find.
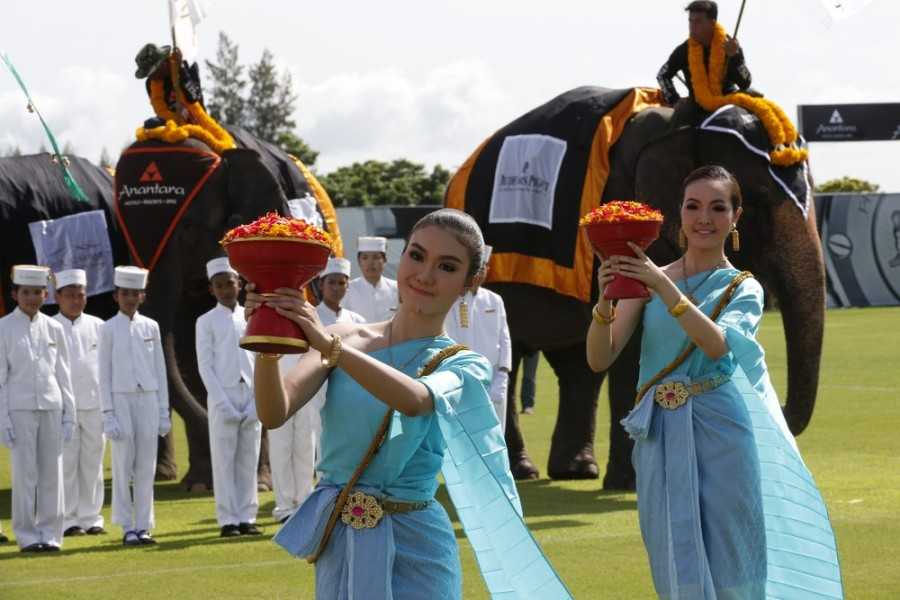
[53,269,107,537]
[444,246,512,433]
[100,266,170,546]
[342,236,398,323]
[196,257,262,537]
[0,265,75,552]
[269,257,365,523]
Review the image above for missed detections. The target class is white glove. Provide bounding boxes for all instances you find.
[490,369,510,403]
[1,426,14,449]
[158,409,172,437]
[102,411,122,441]
[62,420,75,443]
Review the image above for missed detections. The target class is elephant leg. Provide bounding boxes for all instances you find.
[603,325,641,490]
[155,431,178,481]
[505,344,539,480]
[544,342,602,480]
[257,430,272,492]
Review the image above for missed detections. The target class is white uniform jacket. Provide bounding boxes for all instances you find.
[99,311,168,413]
[0,308,76,422]
[317,303,366,328]
[445,288,512,372]
[53,312,103,411]
[343,276,398,323]
[195,303,254,408]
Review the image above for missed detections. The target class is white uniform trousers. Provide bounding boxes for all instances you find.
[62,408,106,530]
[268,395,323,522]
[491,394,508,436]
[109,391,159,532]
[9,409,64,548]
[209,383,261,526]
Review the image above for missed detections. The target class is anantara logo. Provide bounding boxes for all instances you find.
[139,161,164,183]
[498,160,552,194]
[816,108,858,140]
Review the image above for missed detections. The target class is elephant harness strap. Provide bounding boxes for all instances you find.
[306,343,468,564]
[634,271,754,404]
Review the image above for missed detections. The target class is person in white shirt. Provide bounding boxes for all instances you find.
[53,269,107,537]
[444,246,512,433]
[0,265,76,552]
[269,257,365,523]
[195,257,262,538]
[99,266,170,546]
[342,236,398,323]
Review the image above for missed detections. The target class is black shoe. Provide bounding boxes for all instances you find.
[85,526,107,535]
[136,530,157,545]
[0,532,8,543]
[21,543,45,553]
[238,522,262,536]
[220,524,241,538]
[123,530,141,546]
[41,544,61,552]
[64,526,86,537]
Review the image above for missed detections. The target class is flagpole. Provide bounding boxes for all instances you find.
[733,0,748,38]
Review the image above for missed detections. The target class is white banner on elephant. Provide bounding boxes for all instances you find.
[28,210,115,304]
[169,0,208,62]
[819,0,876,21]
[489,134,567,230]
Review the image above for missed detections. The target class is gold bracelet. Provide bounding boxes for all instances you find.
[592,303,616,326]
[259,352,283,360]
[321,335,343,368]
[668,295,691,318]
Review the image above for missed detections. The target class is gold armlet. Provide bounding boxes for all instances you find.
[592,304,616,326]
[668,295,691,318]
[321,335,343,368]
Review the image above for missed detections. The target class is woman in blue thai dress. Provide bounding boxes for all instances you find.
[247,209,571,600]
[586,166,843,599]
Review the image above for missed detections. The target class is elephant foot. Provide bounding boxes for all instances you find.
[511,453,540,480]
[547,449,599,480]
[601,465,636,491]
[154,462,178,482]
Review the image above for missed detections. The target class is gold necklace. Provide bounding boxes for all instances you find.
[681,256,727,303]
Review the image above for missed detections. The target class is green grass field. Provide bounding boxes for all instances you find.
[1,307,898,599]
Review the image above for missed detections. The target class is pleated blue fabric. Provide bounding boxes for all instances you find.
[623,269,843,599]
[274,336,572,599]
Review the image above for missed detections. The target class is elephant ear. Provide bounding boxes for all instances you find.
[221,147,288,229]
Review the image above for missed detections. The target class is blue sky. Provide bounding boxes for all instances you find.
[2,0,898,190]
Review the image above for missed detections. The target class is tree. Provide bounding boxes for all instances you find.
[815,176,880,193]
[246,49,296,143]
[3,145,22,157]
[98,147,112,169]
[277,131,319,167]
[204,32,246,126]
[320,159,451,207]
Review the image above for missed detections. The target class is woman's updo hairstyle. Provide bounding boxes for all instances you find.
[409,208,485,281]
[681,165,743,210]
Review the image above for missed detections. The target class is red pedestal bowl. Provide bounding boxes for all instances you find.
[224,237,331,354]
[583,220,662,299]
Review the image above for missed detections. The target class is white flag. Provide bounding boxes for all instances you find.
[169,0,208,62]
[819,0,876,21]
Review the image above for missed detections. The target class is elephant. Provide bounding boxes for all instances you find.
[447,86,825,489]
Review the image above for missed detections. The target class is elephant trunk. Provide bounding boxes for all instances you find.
[766,199,826,435]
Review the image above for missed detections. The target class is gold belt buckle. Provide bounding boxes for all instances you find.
[341,491,384,530]
[655,381,690,410]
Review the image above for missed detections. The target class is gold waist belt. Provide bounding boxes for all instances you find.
[654,373,730,410]
[340,491,431,530]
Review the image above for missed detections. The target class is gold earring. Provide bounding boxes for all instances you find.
[730,226,740,251]
[678,229,687,250]
[459,293,470,328]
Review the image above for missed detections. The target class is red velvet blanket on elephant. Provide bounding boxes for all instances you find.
[446,87,661,302]
[114,139,221,270]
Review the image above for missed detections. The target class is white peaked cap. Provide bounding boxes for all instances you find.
[358,236,387,253]
[322,257,351,278]
[114,266,149,290]
[206,257,237,280]
[12,265,50,287]
[55,269,87,289]
[481,245,493,268]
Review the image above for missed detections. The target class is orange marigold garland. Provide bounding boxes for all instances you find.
[688,23,808,167]
[221,212,334,247]
[580,201,663,225]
